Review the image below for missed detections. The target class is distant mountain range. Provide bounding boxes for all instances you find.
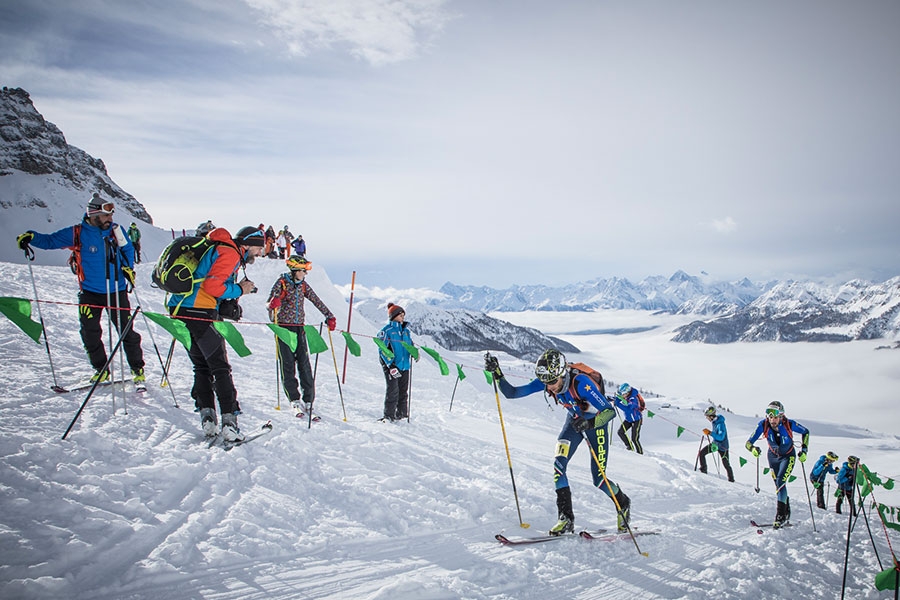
[436,273,900,344]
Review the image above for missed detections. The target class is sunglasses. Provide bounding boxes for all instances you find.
[88,202,115,215]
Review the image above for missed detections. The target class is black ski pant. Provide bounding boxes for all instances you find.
[277,325,316,405]
[617,419,643,454]
[815,484,827,509]
[78,290,144,373]
[382,366,409,420]
[835,489,856,516]
[698,444,735,482]
[176,308,240,416]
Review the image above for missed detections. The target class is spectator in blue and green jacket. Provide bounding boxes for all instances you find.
[699,406,734,482]
[810,451,839,509]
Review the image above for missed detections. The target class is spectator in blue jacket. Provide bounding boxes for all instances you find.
[377,303,416,422]
[810,451,839,509]
[698,406,735,482]
[835,455,859,516]
[485,349,631,535]
[746,400,810,529]
[614,382,644,454]
[17,194,145,385]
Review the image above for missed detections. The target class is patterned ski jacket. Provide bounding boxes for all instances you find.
[28,215,135,294]
[166,227,244,312]
[266,273,333,326]
[377,320,414,371]
[747,417,810,458]
[498,373,613,421]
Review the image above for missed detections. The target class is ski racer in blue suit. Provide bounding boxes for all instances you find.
[745,400,810,528]
[698,406,735,482]
[614,382,644,454]
[486,349,631,535]
[809,451,839,509]
[17,194,144,383]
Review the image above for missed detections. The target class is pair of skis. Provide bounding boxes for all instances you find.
[58,378,147,394]
[496,529,659,546]
[751,519,793,534]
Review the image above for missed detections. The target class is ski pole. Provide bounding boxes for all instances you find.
[104,241,119,414]
[580,428,647,556]
[274,335,282,411]
[160,338,176,387]
[111,249,127,414]
[448,375,460,412]
[755,455,761,493]
[407,360,412,423]
[25,261,66,392]
[693,434,705,471]
[130,285,179,408]
[341,270,356,384]
[799,458,817,533]
[327,327,347,422]
[62,308,140,440]
[491,378,529,529]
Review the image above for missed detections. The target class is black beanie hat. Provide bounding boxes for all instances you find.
[233,225,265,247]
[387,303,405,320]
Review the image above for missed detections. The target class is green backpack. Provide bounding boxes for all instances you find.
[151,236,225,294]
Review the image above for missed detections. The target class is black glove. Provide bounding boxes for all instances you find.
[484,353,503,380]
[573,409,614,433]
[218,299,242,321]
[17,231,34,250]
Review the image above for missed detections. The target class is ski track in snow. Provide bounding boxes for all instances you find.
[1,261,898,599]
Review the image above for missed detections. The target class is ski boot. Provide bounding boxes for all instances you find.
[200,408,218,438]
[221,412,245,442]
[90,368,110,384]
[615,489,631,533]
[131,368,146,384]
[773,501,788,529]
[549,487,575,536]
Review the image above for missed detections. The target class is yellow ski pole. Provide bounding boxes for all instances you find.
[492,378,530,529]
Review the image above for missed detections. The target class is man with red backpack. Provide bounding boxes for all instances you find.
[746,401,810,529]
[485,349,632,535]
[266,256,336,420]
[17,193,145,385]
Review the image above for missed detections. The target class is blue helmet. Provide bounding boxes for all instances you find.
[617,383,632,398]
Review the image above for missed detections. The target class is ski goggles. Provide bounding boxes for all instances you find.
[765,408,783,418]
[87,202,115,215]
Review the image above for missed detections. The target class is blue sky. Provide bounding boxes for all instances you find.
[2,0,899,288]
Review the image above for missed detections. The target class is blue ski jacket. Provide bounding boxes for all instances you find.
[707,414,730,450]
[498,373,613,420]
[615,388,643,422]
[810,455,837,483]
[747,417,810,458]
[836,463,856,491]
[378,320,414,371]
[28,216,135,294]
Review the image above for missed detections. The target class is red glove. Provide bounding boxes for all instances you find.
[327,316,337,331]
[268,297,282,310]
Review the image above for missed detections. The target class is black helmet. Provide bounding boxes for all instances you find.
[535,349,567,384]
[704,406,717,418]
[233,226,265,247]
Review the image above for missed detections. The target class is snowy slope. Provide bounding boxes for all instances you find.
[1,258,899,600]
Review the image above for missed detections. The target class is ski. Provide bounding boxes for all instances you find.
[295,411,321,422]
[223,421,274,450]
[63,378,129,394]
[579,530,659,541]
[496,529,608,546]
[751,519,793,534]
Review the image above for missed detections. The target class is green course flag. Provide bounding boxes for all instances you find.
[213,321,251,357]
[646,410,655,418]
[303,325,328,354]
[788,475,796,483]
[456,363,466,381]
[0,297,43,343]
[763,467,771,475]
[373,338,393,360]
[885,479,895,490]
[400,341,419,361]
[484,370,494,385]
[676,426,685,438]
[341,331,361,357]
[875,566,899,591]
[421,347,449,376]
[877,504,900,532]
[268,323,298,352]
[144,311,192,350]
[739,457,748,467]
